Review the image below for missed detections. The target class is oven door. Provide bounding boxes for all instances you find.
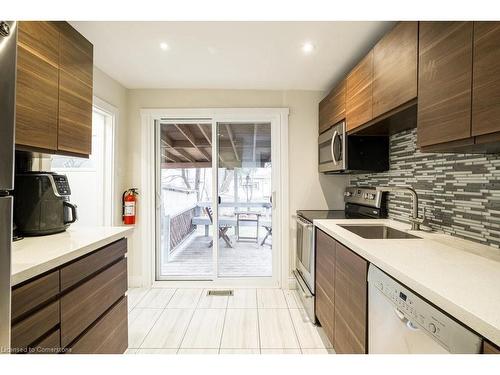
[295,216,315,294]
[318,122,346,173]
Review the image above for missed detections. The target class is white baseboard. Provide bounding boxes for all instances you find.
[128,275,149,288]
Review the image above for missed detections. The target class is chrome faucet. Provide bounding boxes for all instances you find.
[375,186,424,230]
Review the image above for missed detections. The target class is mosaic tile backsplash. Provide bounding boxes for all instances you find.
[350,128,500,248]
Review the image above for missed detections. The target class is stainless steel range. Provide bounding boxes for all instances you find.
[293,186,386,321]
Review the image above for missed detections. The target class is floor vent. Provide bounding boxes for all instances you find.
[207,290,234,296]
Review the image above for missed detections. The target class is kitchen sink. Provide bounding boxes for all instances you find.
[338,224,422,239]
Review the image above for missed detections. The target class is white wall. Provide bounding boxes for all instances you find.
[92,67,140,282]
[125,88,348,287]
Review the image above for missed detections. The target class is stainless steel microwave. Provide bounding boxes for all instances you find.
[318,121,390,174]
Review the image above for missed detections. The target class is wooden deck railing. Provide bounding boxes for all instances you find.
[165,206,198,252]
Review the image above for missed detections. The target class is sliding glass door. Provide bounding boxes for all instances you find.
[216,122,273,278]
[157,121,214,279]
[156,117,276,282]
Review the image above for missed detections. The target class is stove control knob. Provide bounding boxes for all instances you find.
[363,193,369,199]
[345,191,352,197]
[368,193,375,200]
[428,323,437,334]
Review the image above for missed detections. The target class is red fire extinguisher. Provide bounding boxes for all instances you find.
[122,188,139,225]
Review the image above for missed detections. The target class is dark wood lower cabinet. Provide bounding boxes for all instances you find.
[60,238,127,291]
[30,329,61,354]
[11,301,59,351]
[314,232,500,355]
[11,270,59,322]
[315,228,336,346]
[483,340,500,354]
[334,242,368,354]
[315,284,334,345]
[68,297,128,354]
[314,232,368,354]
[61,258,127,347]
[11,238,128,354]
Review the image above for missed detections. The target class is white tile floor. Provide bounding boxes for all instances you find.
[126,287,335,355]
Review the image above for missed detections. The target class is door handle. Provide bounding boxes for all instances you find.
[331,130,338,165]
[156,192,162,209]
[218,196,222,204]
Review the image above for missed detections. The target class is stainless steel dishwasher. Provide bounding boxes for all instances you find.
[368,265,482,354]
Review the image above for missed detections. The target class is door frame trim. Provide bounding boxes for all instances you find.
[93,96,117,226]
[140,108,289,289]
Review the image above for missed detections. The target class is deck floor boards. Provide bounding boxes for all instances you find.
[160,229,272,278]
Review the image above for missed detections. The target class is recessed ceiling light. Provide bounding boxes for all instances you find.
[302,42,315,55]
[160,42,169,51]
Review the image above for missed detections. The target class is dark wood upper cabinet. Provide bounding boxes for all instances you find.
[372,22,418,118]
[334,241,368,354]
[346,50,373,131]
[319,80,346,134]
[14,21,94,157]
[58,23,94,88]
[472,22,500,137]
[58,71,93,155]
[417,22,473,148]
[17,21,59,67]
[56,24,94,156]
[315,228,336,345]
[15,45,59,151]
[15,22,60,152]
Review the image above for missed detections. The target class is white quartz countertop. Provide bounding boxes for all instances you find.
[12,226,133,286]
[314,218,500,347]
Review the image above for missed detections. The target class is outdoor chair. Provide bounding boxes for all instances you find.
[205,206,233,248]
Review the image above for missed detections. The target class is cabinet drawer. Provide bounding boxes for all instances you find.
[315,283,334,346]
[30,329,61,354]
[61,238,127,291]
[12,270,60,321]
[60,258,127,347]
[11,301,59,350]
[68,297,128,354]
[483,340,500,354]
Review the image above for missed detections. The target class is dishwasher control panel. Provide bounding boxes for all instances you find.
[368,265,482,354]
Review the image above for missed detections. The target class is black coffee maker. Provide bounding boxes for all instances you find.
[14,172,78,236]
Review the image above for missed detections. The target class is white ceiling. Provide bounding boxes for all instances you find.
[70,21,395,91]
